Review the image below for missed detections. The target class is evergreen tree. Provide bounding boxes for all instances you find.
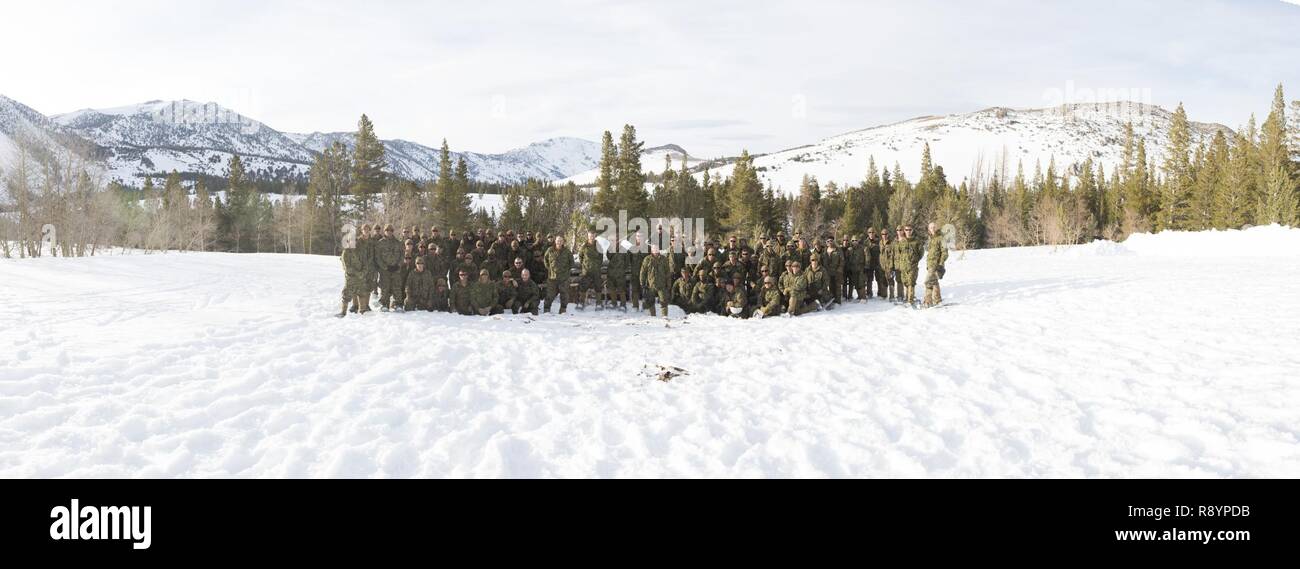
[615,125,648,216]
[225,155,252,252]
[1191,133,1228,230]
[592,130,618,217]
[726,150,765,236]
[350,114,386,217]
[792,174,822,236]
[500,187,526,232]
[1157,103,1193,230]
[1257,84,1297,224]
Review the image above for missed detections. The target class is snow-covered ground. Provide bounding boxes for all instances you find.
[1,226,1297,478]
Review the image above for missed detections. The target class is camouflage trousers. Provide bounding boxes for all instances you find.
[875,268,891,298]
[514,296,539,315]
[786,294,814,316]
[846,270,866,299]
[628,280,642,309]
[829,275,844,304]
[900,269,918,303]
[646,289,671,316]
[378,269,401,309]
[924,266,943,305]
[543,279,568,313]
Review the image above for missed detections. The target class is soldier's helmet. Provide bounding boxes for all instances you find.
[479,269,490,277]
[502,270,512,279]
[852,235,860,242]
[764,276,775,284]
[384,224,394,232]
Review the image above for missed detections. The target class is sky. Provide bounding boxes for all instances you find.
[3,0,1299,157]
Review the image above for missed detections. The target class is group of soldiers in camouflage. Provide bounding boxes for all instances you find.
[338,221,949,318]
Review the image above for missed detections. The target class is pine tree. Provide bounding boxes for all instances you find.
[500,187,525,232]
[592,130,618,218]
[1256,84,1297,224]
[726,150,765,236]
[225,155,252,252]
[615,125,648,216]
[793,174,822,236]
[1157,103,1193,230]
[350,114,386,218]
[1191,133,1228,230]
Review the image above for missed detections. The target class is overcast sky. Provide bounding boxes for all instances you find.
[3,0,1299,156]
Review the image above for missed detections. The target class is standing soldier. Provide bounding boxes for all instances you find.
[543,235,573,314]
[823,237,844,305]
[865,227,881,299]
[878,229,896,301]
[639,245,672,317]
[607,242,629,311]
[628,232,647,312]
[578,230,603,309]
[924,222,949,307]
[394,239,417,311]
[844,235,865,302]
[753,276,782,318]
[896,225,924,306]
[375,224,404,311]
[516,269,541,315]
[357,223,379,309]
[426,244,448,285]
[338,242,367,317]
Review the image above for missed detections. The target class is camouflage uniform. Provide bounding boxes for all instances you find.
[755,280,783,318]
[450,277,474,315]
[924,232,949,307]
[376,232,404,310]
[578,240,603,305]
[339,247,368,315]
[823,244,844,304]
[639,252,672,316]
[469,271,499,315]
[878,238,896,300]
[515,277,541,315]
[672,270,694,311]
[805,263,830,306]
[431,281,450,313]
[690,274,718,315]
[357,233,379,305]
[782,270,812,316]
[895,234,924,304]
[724,285,748,318]
[607,248,629,308]
[865,235,881,298]
[543,244,574,313]
[403,266,436,311]
[844,238,866,301]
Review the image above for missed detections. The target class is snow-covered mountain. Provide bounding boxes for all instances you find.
[699,102,1233,194]
[0,95,102,180]
[1,96,600,188]
[291,131,599,184]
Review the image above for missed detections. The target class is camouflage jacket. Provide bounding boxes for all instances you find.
[544,246,574,280]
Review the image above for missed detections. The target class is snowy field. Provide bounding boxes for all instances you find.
[1,227,1298,478]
